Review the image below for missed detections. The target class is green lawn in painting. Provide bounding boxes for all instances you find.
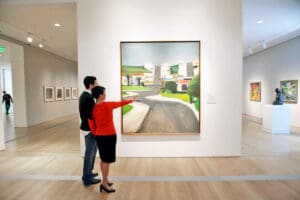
[122,91,129,97]
[122,104,133,115]
[195,97,200,110]
[122,66,151,74]
[160,92,190,103]
[122,86,150,91]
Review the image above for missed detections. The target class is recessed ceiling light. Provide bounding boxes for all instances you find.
[27,36,33,43]
[54,23,61,27]
[38,43,43,48]
[256,20,263,24]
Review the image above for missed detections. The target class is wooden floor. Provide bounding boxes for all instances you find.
[0,114,300,199]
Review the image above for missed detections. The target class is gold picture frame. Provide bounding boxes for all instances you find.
[120,41,201,136]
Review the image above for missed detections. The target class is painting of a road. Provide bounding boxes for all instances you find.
[121,41,200,135]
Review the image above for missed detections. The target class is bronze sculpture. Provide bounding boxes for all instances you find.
[272,88,284,105]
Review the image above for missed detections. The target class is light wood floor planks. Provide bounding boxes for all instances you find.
[0,180,300,200]
[0,114,300,199]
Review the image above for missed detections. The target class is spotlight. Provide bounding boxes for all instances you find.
[27,33,33,43]
[38,39,46,48]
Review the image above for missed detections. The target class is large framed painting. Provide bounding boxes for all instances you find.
[55,87,64,101]
[64,87,71,100]
[43,86,54,102]
[250,82,261,102]
[280,80,298,103]
[120,41,201,136]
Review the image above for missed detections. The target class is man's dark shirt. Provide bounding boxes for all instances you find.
[2,94,13,104]
[79,91,95,131]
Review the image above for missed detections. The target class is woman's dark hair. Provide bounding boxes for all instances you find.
[92,86,105,99]
[83,76,97,89]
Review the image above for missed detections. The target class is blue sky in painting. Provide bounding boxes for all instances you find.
[121,42,199,66]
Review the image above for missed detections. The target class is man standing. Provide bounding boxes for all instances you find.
[79,76,101,186]
[2,91,13,115]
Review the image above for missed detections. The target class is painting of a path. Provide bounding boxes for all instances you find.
[121,41,200,135]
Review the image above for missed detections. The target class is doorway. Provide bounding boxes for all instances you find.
[1,68,14,115]
[0,39,27,148]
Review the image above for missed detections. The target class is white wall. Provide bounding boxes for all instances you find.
[0,36,78,127]
[11,44,27,127]
[24,45,78,126]
[243,36,300,127]
[78,0,242,157]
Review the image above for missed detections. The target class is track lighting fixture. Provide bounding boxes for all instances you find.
[27,33,33,43]
[38,40,46,48]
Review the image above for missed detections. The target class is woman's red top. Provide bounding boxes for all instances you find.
[88,100,133,136]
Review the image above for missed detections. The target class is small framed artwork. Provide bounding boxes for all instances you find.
[43,86,54,102]
[55,87,64,101]
[280,80,298,103]
[71,87,78,100]
[250,82,261,102]
[64,87,71,100]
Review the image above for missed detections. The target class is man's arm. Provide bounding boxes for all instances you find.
[86,97,95,119]
[88,118,96,134]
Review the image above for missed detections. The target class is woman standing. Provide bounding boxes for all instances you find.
[88,86,136,193]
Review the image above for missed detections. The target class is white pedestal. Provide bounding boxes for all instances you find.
[263,105,291,134]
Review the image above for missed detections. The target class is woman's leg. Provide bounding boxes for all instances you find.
[100,161,110,187]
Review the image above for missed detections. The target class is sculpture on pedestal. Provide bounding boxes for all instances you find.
[272,88,284,105]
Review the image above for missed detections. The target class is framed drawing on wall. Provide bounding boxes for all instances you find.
[71,87,78,100]
[120,41,201,136]
[43,86,54,102]
[65,87,71,100]
[250,82,261,102]
[280,80,298,103]
[55,87,64,101]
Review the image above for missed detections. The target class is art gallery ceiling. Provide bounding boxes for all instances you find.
[243,0,300,57]
[0,2,77,61]
[0,0,299,61]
